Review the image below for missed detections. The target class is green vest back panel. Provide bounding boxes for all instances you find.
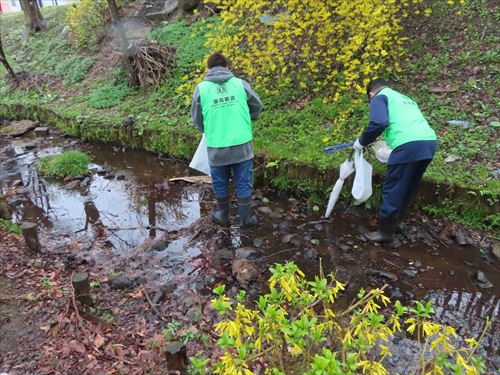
[378,87,437,149]
[199,77,252,148]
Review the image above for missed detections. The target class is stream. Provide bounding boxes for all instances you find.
[0,123,498,371]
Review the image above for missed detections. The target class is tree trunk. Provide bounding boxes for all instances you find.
[0,36,17,79]
[106,0,137,86]
[72,272,93,306]
[106,0,129,52]
[19,0,47,37]
[21,222,41,253]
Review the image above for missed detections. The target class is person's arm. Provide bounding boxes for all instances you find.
[190,85,204,132]
[358,94,389,146]
[242,80,263,120]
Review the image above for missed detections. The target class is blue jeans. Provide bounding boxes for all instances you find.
[210,159,253,199]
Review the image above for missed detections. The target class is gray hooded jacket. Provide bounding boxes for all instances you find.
[190,67,263,166]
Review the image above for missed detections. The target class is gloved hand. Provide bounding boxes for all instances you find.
[353,139,364,151]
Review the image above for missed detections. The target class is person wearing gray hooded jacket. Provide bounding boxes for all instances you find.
[191,52,263,228]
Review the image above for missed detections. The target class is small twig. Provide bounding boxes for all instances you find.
[260,248,295,261]
[204,4,217,15]
[187,228,202,246]
[382,258,404,271]
[142,287,167,321]
[479,235,500,246]
[297,219,331,230]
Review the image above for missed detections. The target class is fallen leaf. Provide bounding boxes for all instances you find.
[94,334,106,349]
[68,339,87,354]
[127,289,143,299]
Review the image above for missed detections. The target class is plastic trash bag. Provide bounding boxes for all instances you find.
[371,140,392,164]
[325,158,354,217]
[189,135,211,176]
[351,149,372,202]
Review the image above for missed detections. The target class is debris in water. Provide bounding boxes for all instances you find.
[231,258,257,287]
[169,176,212,184]
[447,120,470,127]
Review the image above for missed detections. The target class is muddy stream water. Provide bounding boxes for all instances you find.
[0,127,499,371]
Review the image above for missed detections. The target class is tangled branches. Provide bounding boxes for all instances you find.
[126,42,176,87]
[7,71,51,93]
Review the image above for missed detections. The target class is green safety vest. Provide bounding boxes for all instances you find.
[198,77,252,148]
[378,87,437,149]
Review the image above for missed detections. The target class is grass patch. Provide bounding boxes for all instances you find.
[423,199,500,233]
[39,150,91,178]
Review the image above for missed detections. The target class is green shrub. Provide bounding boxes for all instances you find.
[39,151,91,178]
[66,0,107,47]
[0,219,21,234]
[201,262,490,374]
[55,56,95,84]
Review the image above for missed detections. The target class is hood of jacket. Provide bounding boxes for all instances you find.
[203,66,234,83]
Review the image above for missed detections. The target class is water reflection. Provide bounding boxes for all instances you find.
[426,290,499,368]
[0,137,201,251]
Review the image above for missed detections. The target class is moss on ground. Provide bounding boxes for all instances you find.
[0,2,498,231]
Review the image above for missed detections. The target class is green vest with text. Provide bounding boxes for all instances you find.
[198,77,252,148]
[378,87,437,149]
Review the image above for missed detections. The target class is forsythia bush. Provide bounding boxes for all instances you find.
[200,0,464,101]
[66,0,108,47]
[192,262,490,375]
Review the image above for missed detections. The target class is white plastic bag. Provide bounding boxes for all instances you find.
[325,158,354,217]
[371,140,392,164]
[351,149,372,202]
[189,135,211,176]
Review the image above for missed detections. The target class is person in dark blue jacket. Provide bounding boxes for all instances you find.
[353,78,437,243]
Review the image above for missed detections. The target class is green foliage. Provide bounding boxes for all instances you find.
[41,275,54,290]
[162,320,182,340]
[55,56,95,84]
[423,199,500,233]
[39,151,91,178]
[90,280,102,289]
[88,82,133,109]
[0,219,21,234]
[189,356,211,375]
[206,262,490,374]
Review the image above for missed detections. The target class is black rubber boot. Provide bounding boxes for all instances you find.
[396,206,408,235]
[211,197,230,226]
[364,216,398,244]
[237,196,258,229]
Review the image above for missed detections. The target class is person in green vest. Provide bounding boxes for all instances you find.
[353,78,437,243]
[191,52,263,228]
